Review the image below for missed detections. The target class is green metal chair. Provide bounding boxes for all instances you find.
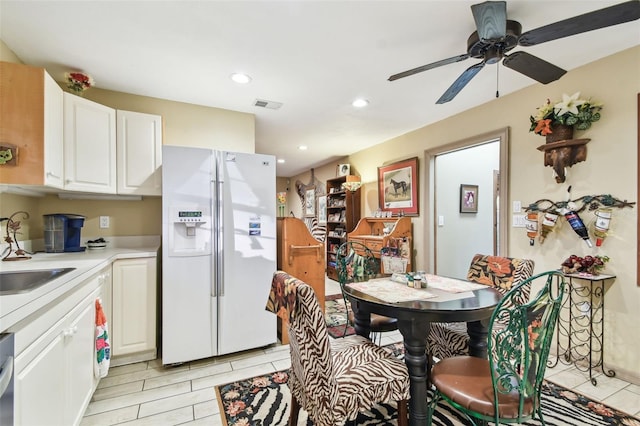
[335,241,398,342]
[427,270,566,425]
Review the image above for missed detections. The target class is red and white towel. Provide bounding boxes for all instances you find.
[95,298,111,378]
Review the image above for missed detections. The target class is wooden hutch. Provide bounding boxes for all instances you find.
[276,217,325,343]
[347,216,413,273]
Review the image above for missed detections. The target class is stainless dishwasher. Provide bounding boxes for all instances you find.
[0,333,14,426]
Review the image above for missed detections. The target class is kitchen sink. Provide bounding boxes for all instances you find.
[0,268,76,295]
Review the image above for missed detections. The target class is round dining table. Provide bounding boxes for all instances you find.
[343,282,502,426]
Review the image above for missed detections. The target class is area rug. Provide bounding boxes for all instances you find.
[216,343,639,426]
[325,293,355,338]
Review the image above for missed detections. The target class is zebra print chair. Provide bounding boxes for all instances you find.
[428,270,566,425]
[428,254,535,360]
[266,271,409,426]
[336,241,398,343]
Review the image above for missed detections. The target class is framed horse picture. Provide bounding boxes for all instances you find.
[378,157,419,217]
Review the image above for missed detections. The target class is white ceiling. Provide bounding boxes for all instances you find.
[1,1,638,177]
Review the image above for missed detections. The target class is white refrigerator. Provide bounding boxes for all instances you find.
[161,145,277,365]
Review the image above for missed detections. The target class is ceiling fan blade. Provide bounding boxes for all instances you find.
[471,1,507,41]
[436,62,485,104]
[388,54,470,81]
[518,0,640,46]
[503,51,566,84]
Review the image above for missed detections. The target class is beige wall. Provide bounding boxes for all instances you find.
[291,46,640,380]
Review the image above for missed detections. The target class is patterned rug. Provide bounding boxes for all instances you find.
[324,293,355,338]
[215,343,639,426]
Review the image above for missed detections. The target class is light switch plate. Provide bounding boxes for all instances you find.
[512,214,526,228]
[438,215,445,227]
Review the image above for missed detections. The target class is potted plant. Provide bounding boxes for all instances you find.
[530,92,603,142]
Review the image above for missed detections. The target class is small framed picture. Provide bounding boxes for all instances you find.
[460,184,478,213]
[304,186,316,217]
[317,195,327,225]
[337,163,350,177]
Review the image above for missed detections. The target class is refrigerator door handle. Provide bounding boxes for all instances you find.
[216,178,224,297]
[214,151,225,298]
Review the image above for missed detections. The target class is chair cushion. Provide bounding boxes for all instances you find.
[332,338,410,421]
[431,356,534,419]
[429,322,470,359]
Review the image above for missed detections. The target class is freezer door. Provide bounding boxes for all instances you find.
[162,145,216,364]
[216,151,277,355]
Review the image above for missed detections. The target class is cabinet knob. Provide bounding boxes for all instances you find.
[62,326,78,337]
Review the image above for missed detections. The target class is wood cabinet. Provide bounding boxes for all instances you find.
[0,61,64,187]
[325,176,361,280]
[276,217,325,343]
[14,274,104,426]
[111,257,157,362]
[348,216,413,273]
[116,110,163,196]
[63,92,117,193]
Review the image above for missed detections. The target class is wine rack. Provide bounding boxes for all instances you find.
[548,272,616,386]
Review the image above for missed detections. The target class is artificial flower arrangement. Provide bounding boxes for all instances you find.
[65,71,95,94]
[529,92,603,137]
[561,254,609,275]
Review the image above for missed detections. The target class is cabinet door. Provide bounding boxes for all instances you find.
[63,93,116,193]
[43,71,64,188]
[116,110,163,195]
[65,301,96,426]
[112,258,157,356]
[0,63,63,186]
[15,333,66,426]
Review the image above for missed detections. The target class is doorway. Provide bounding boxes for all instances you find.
[423,128,509,278]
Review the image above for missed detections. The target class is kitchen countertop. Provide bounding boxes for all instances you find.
[0,238,159,333]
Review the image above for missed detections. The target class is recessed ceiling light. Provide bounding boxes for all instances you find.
[230,73,252,84]
[298,145,308,151]
[277,158,285,164]
[352,98,369,108]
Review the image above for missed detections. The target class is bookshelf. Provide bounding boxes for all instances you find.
[325,175,361,280]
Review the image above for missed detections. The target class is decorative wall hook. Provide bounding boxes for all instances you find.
[525,194,635,214]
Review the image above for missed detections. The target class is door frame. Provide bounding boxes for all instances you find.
[423,127,509,273]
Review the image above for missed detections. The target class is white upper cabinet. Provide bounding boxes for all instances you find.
[116,110,163,196]
[63,93,117,193]
[43,72,65,187]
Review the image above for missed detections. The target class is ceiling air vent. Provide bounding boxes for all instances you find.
[253,99,283,110]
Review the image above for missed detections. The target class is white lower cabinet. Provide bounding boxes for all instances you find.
[112,258,157,358]
[14,287,99,426]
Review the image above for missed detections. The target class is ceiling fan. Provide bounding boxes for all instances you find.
[388,1,640,104]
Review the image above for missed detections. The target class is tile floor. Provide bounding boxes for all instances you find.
[80,279,640,425]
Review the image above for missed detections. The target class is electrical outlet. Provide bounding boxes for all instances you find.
[512,214,526,228]
[99,216,110,229]
[513,200,522,213]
